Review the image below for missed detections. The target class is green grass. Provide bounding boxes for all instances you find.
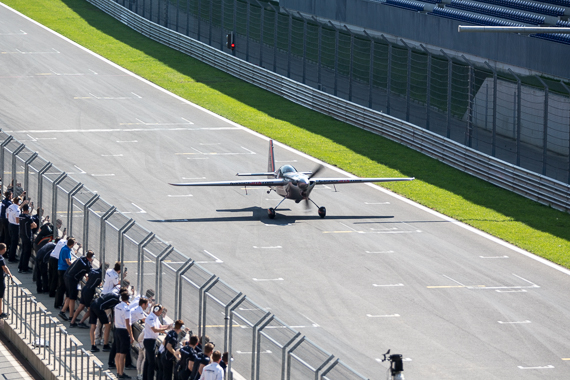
[2,0,570,268]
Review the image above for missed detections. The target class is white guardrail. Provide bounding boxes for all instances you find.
[88,0,570,213]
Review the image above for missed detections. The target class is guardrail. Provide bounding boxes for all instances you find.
[3,276,111,380]
[86,0,570,213]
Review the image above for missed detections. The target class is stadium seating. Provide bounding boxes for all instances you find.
[431,6,525,25]
[385,0,426,11]
[474,0,565,17]
[448,0,546,24]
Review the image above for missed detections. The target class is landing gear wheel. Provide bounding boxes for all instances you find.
[318,206,326,218]
[268,208,276,219]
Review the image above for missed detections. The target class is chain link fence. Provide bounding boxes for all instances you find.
[0,128,369,379]
[113,0,570,184]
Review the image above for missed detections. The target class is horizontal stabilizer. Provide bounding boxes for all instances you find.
[313,177,415,185]
[170,179,286,187]
[236,172,276,176]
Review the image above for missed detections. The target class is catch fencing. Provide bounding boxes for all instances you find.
[109,0,570,185]
[0,132,369,379]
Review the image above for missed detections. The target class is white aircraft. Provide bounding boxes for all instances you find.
[170,140,414,218]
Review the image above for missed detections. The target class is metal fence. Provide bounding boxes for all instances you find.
[4,276,112,380]
[0,132,369,379]
[111,0,570,185]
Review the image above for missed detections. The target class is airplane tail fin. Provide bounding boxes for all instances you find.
[267,140,275,178]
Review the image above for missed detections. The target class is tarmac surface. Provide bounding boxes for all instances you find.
[1,3,570,379]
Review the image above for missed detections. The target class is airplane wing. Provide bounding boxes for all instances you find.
[312,177,415,185]
[169,179,287,187]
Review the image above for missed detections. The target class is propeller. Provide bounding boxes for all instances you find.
[304,164,323,208]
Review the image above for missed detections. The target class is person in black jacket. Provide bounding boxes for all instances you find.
[61,250,94,323]
[35,241,55,293]
[0,192,12,249]
[17,204,37,273]
[70,266,103,328]
[89,288,126,352]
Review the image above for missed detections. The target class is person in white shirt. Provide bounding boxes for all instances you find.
[102,262,121,294]
[48,237,66,297]
[142,305,170,380]
[6,196,27,262]
[114,292,134,379]
[199,351,224,380]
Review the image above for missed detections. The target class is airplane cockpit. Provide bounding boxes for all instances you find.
[277,165,297,177]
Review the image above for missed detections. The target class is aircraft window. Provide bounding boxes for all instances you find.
[281,165,296,174]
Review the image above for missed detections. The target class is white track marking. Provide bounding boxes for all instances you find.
[299,313,320,327]
[498,320,531,324]
[480,255,509,259]
[202,250,223,263]
[366,314,400,318]
[101,154,123,157]
[517,365,554,369]
[116,140,137,143]
[364,202,390,205]
[366,250,395,254]
[167,194,193,197]
[91,173,115,177]
[372,283,404,287]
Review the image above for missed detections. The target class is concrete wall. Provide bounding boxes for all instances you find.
[282,0,570,80]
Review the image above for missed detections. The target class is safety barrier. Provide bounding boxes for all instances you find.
[2,276,111,380]
[0,130,368,378]
[86,0,570,213]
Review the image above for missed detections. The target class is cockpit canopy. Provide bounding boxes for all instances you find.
[277,165,297,177]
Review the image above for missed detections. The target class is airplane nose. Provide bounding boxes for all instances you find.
[298,178,310,188]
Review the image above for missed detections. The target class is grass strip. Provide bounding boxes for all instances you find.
[2,0,570,268]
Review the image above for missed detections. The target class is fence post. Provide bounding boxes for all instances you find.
[155,244,173,304]
[259,2,264,66]
[287,11,292,78]
[461,55,475,148]
[281,332,301,380]
[0,135,14,191]
[226,295,246,380]
[364,31,374,109]
[484,61,498,156]
[301,14,308,84]
[23,152,38,197]
[98,206,117,276]
[174,258,194,320]
[186,0,190,36]
[559,81,570,184]
[67,183,83,238]
[254,314,274,380]
[328,22,339,97]
[345,26,354,102]
[11,143,25,188]
[246,1,252,61]
[176,0,180,32]
[197,0,202,40]
[198,275,218,346]
[420,44,431,130]
[285,336,305,380]
[251,311,272,380]
[316,18,322,91]
[536,75,549,176]
[319,358,340,379]
[381,35,391,114]
[220,0,224,50]
[400,39,412,122]
[314,354,335,380]
[137,232,155,297]
[508,69,523,167]
[271,4,278,71]
[208,0,213,45]
[51,173,67,233]
[441,49,454,139]
[118,219,136,280]
[82,194,100,253]
[223,292,243,353]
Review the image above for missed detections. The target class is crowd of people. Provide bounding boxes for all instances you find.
[0,184,230,380]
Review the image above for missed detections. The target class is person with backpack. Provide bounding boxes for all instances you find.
[35,240,56,293]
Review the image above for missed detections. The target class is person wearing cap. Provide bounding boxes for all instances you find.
[60,248,92,322]
[142,304,170,380]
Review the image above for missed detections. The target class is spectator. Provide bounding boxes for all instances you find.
[0,191,12,248]
[142,305,170,380]
[55,238,76,312]
[35,240,55,293]
[17,204,36,273]
[89,288,126,352]
[177,335,199,380]
[190,342,214,380]
[63,250,94,325]
[6,196,25,263]
[162,320,184,380]
[114,292,134,379]
[0,243,12,319]
[70,265,103,328]
[219,352,229,373]
[33,216,55,252]
[48,237,66,297]
[103,261,121,294]
[198,350,223,380]
[109,291,146,371]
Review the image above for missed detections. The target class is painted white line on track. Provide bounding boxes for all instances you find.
[372,283,404,287]
[131,92,142,98]
[117,140,137,143]
[517,365,554,370]
[73,165,86,174]
[203,250,223,263]
[0,29,26,35]
[131,203,146,213]
[496,289,527,293]
[89,69,98,75]
[167,194,193,197]
[498,320,531,324]
[366,314,400,318]
[253,246,282,249]
[480,255,509,259]
[299,313,320,327]
[365,202,390,205]
[101,154,123,157]
[366,250,395,254]
[252,278,283,281]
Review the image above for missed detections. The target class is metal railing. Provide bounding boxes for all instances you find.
[86,0,570,213]
[0,129,368,379]
[3,276,112,380]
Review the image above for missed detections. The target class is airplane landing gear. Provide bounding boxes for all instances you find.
[318,206,326,218]
[268,208,276,219]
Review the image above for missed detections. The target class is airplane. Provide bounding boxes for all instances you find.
[170,140,414,219]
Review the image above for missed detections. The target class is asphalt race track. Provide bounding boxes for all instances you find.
[1,5,570,379]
